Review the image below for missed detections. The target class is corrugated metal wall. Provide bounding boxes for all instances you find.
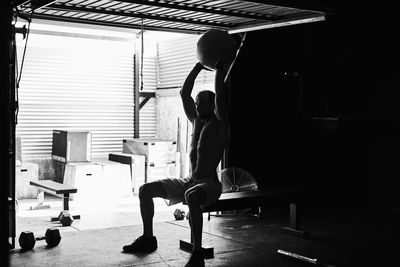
[16,36,157,160]
[15,30,211,160]
[157,34,215,89]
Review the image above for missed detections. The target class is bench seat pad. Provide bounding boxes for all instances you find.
[30,180,77,195]
[203,188,303,212]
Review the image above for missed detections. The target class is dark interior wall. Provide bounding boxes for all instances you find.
[3,0,13,259]
[365,9,400,212]
[227,12,400,211]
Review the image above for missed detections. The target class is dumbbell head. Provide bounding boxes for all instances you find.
[45,228,61,247]
[19,231,35,250]
[174,209,185,220]
[59,213,74,226]
[19,228,61,250]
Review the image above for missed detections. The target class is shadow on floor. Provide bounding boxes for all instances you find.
[10,203,400,267]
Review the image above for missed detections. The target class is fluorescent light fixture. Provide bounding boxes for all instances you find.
[228,15,326,34]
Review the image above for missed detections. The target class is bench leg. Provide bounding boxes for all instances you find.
[281,203,309,238]
[30,189,51,210]
[50,193,80,222]
[180,217,214,258]
[63,193,70,211]
[179,239,214,258]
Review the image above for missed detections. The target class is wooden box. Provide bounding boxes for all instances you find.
[63,162,103,202]
[52,130,91,163]
[93,159,133,201]
[147,162,180,183]
[122,138,176,165]
[16,162,39,199]
[109,153,146,194]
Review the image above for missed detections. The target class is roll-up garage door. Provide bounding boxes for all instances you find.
[16,34,137,160]
[157,34,215,90]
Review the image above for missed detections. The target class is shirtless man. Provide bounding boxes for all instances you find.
[123,61,229,267]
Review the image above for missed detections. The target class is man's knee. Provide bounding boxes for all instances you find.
[185,189,206,206]
[184,189,192,203]
[139,183,156,199]
[139,182,167,199]
[139,184,150,199]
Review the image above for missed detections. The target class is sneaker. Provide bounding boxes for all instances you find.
[185,250,205,267]
[122,235,157,253]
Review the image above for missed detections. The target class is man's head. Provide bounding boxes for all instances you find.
[195,90,215,120]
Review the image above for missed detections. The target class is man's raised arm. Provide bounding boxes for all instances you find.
[214,62,229,123]
[180,63,203,123]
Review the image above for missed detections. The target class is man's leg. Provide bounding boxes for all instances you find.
[123,181,167,253]
[184,181,221,266]
[139,182,168,237]
[185,188,207,251]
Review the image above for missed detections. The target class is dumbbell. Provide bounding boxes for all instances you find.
[174,209,186,220]
[59,212,74,226]
[51,211,75,226]
[19,228,61,250]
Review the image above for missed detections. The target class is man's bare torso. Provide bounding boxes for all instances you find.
[189,116,228,181]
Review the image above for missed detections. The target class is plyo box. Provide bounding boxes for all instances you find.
[63,163,103,202]
[109,153,145,194]
[122,138,177,165]
[93,159,133,202]
[52,130,91,163]
[147,162,180,183]
[16,162,39,199]
[63,161,133,211]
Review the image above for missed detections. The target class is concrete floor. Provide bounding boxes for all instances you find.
[8,194,400,267]
[14,193,185,234]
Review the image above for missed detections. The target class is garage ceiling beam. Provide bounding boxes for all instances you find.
[13,0,56,10]
[112,0,279,21]
[44,4,231,29]
[30,13,205,34]
[240,0,335,13]
[229,13,325,34]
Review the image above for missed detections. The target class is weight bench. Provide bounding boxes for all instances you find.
[179,188,309,258]
[30,180,80,225]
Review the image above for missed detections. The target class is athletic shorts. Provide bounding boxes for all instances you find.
[160,177,222,209]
